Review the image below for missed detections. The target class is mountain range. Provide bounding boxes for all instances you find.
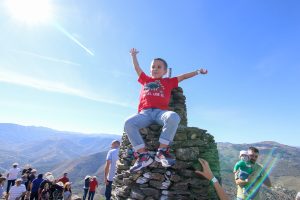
[0,123,121,172]
[1,123,299,199]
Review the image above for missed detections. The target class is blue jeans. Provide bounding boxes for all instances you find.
[124,108,180,150]
[88,191,95,200]
[105,181,113,200]
[82,188,88,200]
[6,179,15,193]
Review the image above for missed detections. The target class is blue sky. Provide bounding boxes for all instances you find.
[0,0,299,146]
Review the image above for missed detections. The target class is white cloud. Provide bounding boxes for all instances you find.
[0,69,134,108]
[12,50,81,66]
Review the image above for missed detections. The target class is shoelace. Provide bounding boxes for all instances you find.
[134,152,149,159]
[158,148,172,158]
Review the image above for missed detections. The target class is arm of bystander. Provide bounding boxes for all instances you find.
[195,158,229,200]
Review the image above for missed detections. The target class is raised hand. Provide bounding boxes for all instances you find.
[130,48,142,76]
[130,48,139,56]
[199,68,208,74]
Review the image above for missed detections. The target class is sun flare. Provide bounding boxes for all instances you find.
[5,0,53,25]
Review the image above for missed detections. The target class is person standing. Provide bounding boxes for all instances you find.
[29,174,43,200]
[235,146,272,200]
[63,182,72,200]
[82,176,90,200]
[6,163,21,193]
[38,172,55,200]
[88,176,98,200]
[104,140,120,200]
[57,173,69,185]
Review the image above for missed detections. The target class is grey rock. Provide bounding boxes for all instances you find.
[136,176,149,184]
[161,179,171,189]
[140,188,160,199]
[71,195,81,200]
[149,180,164,189]
[150,173,165,181]
[176,147,200,161]
[130,188,145,200]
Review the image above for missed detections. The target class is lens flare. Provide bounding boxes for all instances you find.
[245,148,278,200]
[5,0,52,25]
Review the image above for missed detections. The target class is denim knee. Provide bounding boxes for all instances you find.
[167,112,181,125]
[124,117,135,132]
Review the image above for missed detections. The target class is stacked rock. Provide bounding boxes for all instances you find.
[169,87,187,127]
[112,87,221,200]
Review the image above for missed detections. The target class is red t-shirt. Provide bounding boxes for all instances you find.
[89,179,98,192]
[58,177,69,184]
[138,72,178,112]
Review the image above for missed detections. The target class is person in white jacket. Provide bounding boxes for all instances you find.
[6,163,21,193]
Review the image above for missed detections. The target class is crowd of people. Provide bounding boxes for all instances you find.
[0,139,119,200]
[81,175,98,200]
[0,164,73,200]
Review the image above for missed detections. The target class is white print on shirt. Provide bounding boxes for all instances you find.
[143,80,165,98]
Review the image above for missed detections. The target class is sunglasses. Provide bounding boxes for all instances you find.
[248,154,258,158]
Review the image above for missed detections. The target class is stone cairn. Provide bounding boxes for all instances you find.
[112,87,221,200]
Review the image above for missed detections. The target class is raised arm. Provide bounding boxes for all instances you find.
[195,158,229,200]
[130,48,143,76]
[177,68,208,83]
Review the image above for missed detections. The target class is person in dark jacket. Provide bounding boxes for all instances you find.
[82,176,90,200]
[30,173,43,200]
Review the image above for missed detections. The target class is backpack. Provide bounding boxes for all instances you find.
[41,182,52,200]
[52,185,63,200]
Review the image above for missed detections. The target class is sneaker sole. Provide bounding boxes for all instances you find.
[155,156,175,167]
[130,157,154,172]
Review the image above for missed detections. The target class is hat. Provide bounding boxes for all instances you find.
[12,162,19,166]
[24,164,31,169]
[56,181,64,187]
[31,169,37,173]
[240,150,248,157]
[45,173,55,182]
[15,178,22,182]
[44,172,52,177]
[84,175,91,180]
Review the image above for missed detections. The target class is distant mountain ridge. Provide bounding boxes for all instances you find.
[0,123,117,143]
[0,123,121,171]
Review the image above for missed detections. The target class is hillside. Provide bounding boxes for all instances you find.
[0,123,121,172]
[218,141,300,198]
[51,151,108,195]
